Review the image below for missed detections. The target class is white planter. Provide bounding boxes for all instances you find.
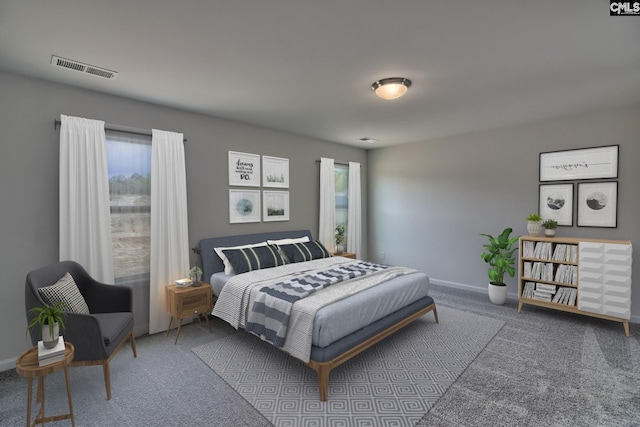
[544,229,556,237]
[42,322,60,349]
[527,221,542,236]
[488,283,508,305]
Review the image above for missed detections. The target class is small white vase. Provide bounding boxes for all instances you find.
[42,322,60,349]
[544,229,556,237]
[527,221,542,236]
[488,283,508,305]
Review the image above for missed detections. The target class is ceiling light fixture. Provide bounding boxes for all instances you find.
[371,77,412,100]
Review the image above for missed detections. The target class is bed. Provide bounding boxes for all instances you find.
[199,229,438,401]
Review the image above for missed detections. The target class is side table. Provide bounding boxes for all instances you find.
[166,282,213,344]
[332,252,357,259]
[16,341,75,427]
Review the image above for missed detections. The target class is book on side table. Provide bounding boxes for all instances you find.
[37,336,66,367]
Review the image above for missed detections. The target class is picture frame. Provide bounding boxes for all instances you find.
[539,145,619,182]
[262,156,289,188]
[229,151,261,187]
[229,189,261,223]
[577,182,617,228]
[539,183,573,226]
[262,190,290,222]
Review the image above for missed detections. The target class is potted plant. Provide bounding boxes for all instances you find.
[526,213,542,236]
[542,218,558,237]
[334,224,346,254]
[480,227,520,305]
[27,302,67,349]
[189,265,203,284]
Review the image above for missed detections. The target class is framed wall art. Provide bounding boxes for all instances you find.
[229,189,261,223]
[229,151,260,186]
[263,190,290,222]
[577,181,617,228]
[262,156,289,188]
[539,183,573,226]
[539,145,619,182]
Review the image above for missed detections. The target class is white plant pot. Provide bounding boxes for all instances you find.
[488,283,508,305]
[42,322,60,349]
[527,221,542,236]
[544,229,556,237]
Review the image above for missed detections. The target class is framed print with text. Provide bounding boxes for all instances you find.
[539,183,573,226]
[228,151,260,186]
[262,156,289,188]
[229,189,261,223]
[539,145,619,182]
[263,190,290,222]
[577,181,617,228]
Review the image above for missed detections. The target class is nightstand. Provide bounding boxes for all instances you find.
[332,252,356,259]
[165,283,213,344]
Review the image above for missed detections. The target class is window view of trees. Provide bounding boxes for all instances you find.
[106,133,151,283]
[335,164,349,248]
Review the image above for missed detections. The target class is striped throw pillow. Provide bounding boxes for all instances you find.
[279,240,331,263]
[222,245,287,274]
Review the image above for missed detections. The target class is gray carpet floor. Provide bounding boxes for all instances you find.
[1,284,639,426]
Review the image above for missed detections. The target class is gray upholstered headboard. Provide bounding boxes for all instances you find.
[198,230,313,282]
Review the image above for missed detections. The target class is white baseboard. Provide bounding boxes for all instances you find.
[0,357,16,372]
[430,278,639,325]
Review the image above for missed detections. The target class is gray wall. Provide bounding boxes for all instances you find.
[368,106,640,322]
[0,71,367,369]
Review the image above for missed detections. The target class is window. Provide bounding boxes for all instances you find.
[335,163,349,245]
[106,130,151,284]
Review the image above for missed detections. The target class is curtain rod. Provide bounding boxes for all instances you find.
[315,159,361,167]
[54,120,187,143]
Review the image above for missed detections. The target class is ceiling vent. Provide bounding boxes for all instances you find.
[50,55,117,79]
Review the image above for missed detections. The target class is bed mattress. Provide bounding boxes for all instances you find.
[210,266,430,348]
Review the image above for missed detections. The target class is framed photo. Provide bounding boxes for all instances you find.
[539,145,619,182]
[229,189,261,223]
[229,151,260,187]
[263,190,289,222]
[262,156,289,188]
[577,182,617,228]
[539,183,573,226]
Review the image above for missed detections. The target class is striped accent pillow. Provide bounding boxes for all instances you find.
[279,240,331,263]
[222,245,287,274]
[38,272,90,314]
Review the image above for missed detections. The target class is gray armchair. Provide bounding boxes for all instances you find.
[25,260,137,400]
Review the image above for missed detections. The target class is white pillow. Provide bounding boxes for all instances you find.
[266,236,310,245]
[214,242,267,275]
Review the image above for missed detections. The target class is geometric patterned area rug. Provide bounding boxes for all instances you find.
[193,305,505,427]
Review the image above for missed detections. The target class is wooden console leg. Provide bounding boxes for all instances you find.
[623,320,630,337]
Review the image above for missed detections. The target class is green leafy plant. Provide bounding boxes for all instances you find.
[526,213,542,222]
[335,224,345,246]
[189,265,203,280]
[480,227,520,285]
[27,302,67,337]
[542,219,558,229]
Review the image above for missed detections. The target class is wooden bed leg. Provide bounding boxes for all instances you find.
[316,364,330,402]
[432,305,439,324]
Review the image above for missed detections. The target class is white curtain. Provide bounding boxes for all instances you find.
[59,115,114,283]
[149,129,190,334]
[348,162,362,258]
[319,157,336,252]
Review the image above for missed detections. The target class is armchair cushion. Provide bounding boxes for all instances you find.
[38,272,90,314]
[93,312,134,347]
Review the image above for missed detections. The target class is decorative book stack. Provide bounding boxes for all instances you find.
[37,336,66,367]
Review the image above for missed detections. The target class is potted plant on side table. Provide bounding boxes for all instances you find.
[480,227,520,305]
[27,302,67,349]
[542,219,558,237]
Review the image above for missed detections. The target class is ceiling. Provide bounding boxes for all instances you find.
[1,0,639,148]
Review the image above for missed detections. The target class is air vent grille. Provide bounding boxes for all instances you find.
[51,55,117,79]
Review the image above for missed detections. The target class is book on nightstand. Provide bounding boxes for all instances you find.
[37,336,66,366]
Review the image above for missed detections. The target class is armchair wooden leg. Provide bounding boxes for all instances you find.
[129,332,137,358]
[102,363,111,401]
